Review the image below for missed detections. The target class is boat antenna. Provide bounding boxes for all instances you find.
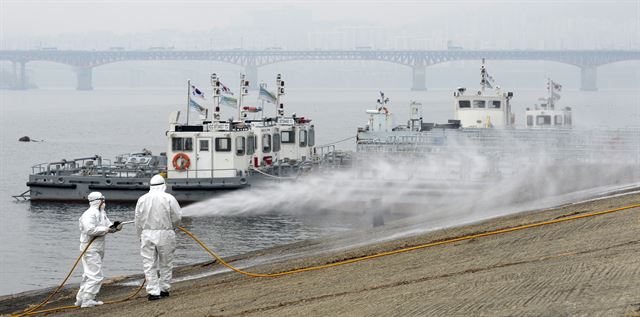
[186,79,191,125]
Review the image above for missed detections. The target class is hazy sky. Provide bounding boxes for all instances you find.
[1,0,639,49]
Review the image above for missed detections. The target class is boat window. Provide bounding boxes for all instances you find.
[536,115,551,125]
[281,130,295,144]
[308,127,315,147]
[236,136,245,156]
[565,113,572,125]
[215,137,231,152]
[199,140,209,152]
[490,101,501,109]
[458,100,471,108]
[172,137,193,151]
[273,133,281,152]
[299,130,307,147]
[472,100,486,108]
[247,135,255,155]
[262,134,272,153]
[526,115,533,126]
[554,115,563,125]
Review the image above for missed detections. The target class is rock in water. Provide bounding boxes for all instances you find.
[18,136,31,142]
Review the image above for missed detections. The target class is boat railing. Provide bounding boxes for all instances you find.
[31,155,104,174]
[31,155,165,177]
[356,127,640,165]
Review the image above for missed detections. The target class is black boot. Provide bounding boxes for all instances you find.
[160,291,170,298]
[148,294,161,301]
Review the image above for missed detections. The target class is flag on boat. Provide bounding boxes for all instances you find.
[258,86,276,103]
[189,84,207,114]
[220,95,238,108]
[221,82,234,95]
[242,106,262,113]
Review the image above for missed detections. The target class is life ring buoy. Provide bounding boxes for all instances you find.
[172,153,191,171]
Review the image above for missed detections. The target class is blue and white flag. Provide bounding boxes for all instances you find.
[258,86,276,104]
[189,84,207,114]
[220,95,238,108]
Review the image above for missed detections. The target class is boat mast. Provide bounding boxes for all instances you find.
[259,82,266,120]
[276,74,285,118]
[211,73,221,123]
[480,58,487,95]
[238,74,249,121]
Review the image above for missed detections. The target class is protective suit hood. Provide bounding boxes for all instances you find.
[149,175,166,193]
[87,192,104,208]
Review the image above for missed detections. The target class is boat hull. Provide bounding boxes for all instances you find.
[27,174,249,203]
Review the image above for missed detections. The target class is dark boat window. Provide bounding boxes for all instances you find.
[247,135,255,155]
[172,137,193,151]
[273,133,281,152]
[459,100,471,108]
[262,134,272,153]
[565,114,572,125]
[536,115,551,125]
[554,115,563,125]
[299,130,307,147]
[473,100,486,108]
[215,137,231,152]
[308,127,315,147]
[236,136,245,156]
[281,130,295,144]
[490,101,501,109]
[199,140,209,152]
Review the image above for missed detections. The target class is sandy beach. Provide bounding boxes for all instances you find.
[3,192,640,317]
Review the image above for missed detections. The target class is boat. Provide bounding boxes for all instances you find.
[525,78,572,129]
[25,74,336,203]
[355,59,640,188]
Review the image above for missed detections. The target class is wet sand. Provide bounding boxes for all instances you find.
[3,193,640,316]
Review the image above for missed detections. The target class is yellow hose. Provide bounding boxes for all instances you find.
[12,202,640,316]
[12,238,145,317]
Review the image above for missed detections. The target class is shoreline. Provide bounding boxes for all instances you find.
[3,192,640,316]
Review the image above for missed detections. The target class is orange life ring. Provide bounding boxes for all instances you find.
[172,153,191,170]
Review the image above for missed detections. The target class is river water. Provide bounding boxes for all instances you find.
[1,86,639,296]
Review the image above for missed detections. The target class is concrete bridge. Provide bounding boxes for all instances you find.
[1,49,639,91]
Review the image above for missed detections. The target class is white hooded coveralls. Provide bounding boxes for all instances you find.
[135,175,182,296]
[76,193,112,303]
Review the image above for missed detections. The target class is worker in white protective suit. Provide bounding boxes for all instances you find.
[135,174,182,301]
[75,192,121,308]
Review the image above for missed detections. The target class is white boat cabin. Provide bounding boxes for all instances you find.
[167,117,253,180]
[277,116,315,164]
[454,59,514,129]
[365,92,394,132]
[525,79,572,129]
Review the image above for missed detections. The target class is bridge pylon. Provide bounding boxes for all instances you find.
[411,64,427,91]
[14,61,29,90]
[580,66,598,91]
[76,66,93,90]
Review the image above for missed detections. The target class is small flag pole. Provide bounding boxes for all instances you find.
[259,82,266,120]
[186,80,191,125]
